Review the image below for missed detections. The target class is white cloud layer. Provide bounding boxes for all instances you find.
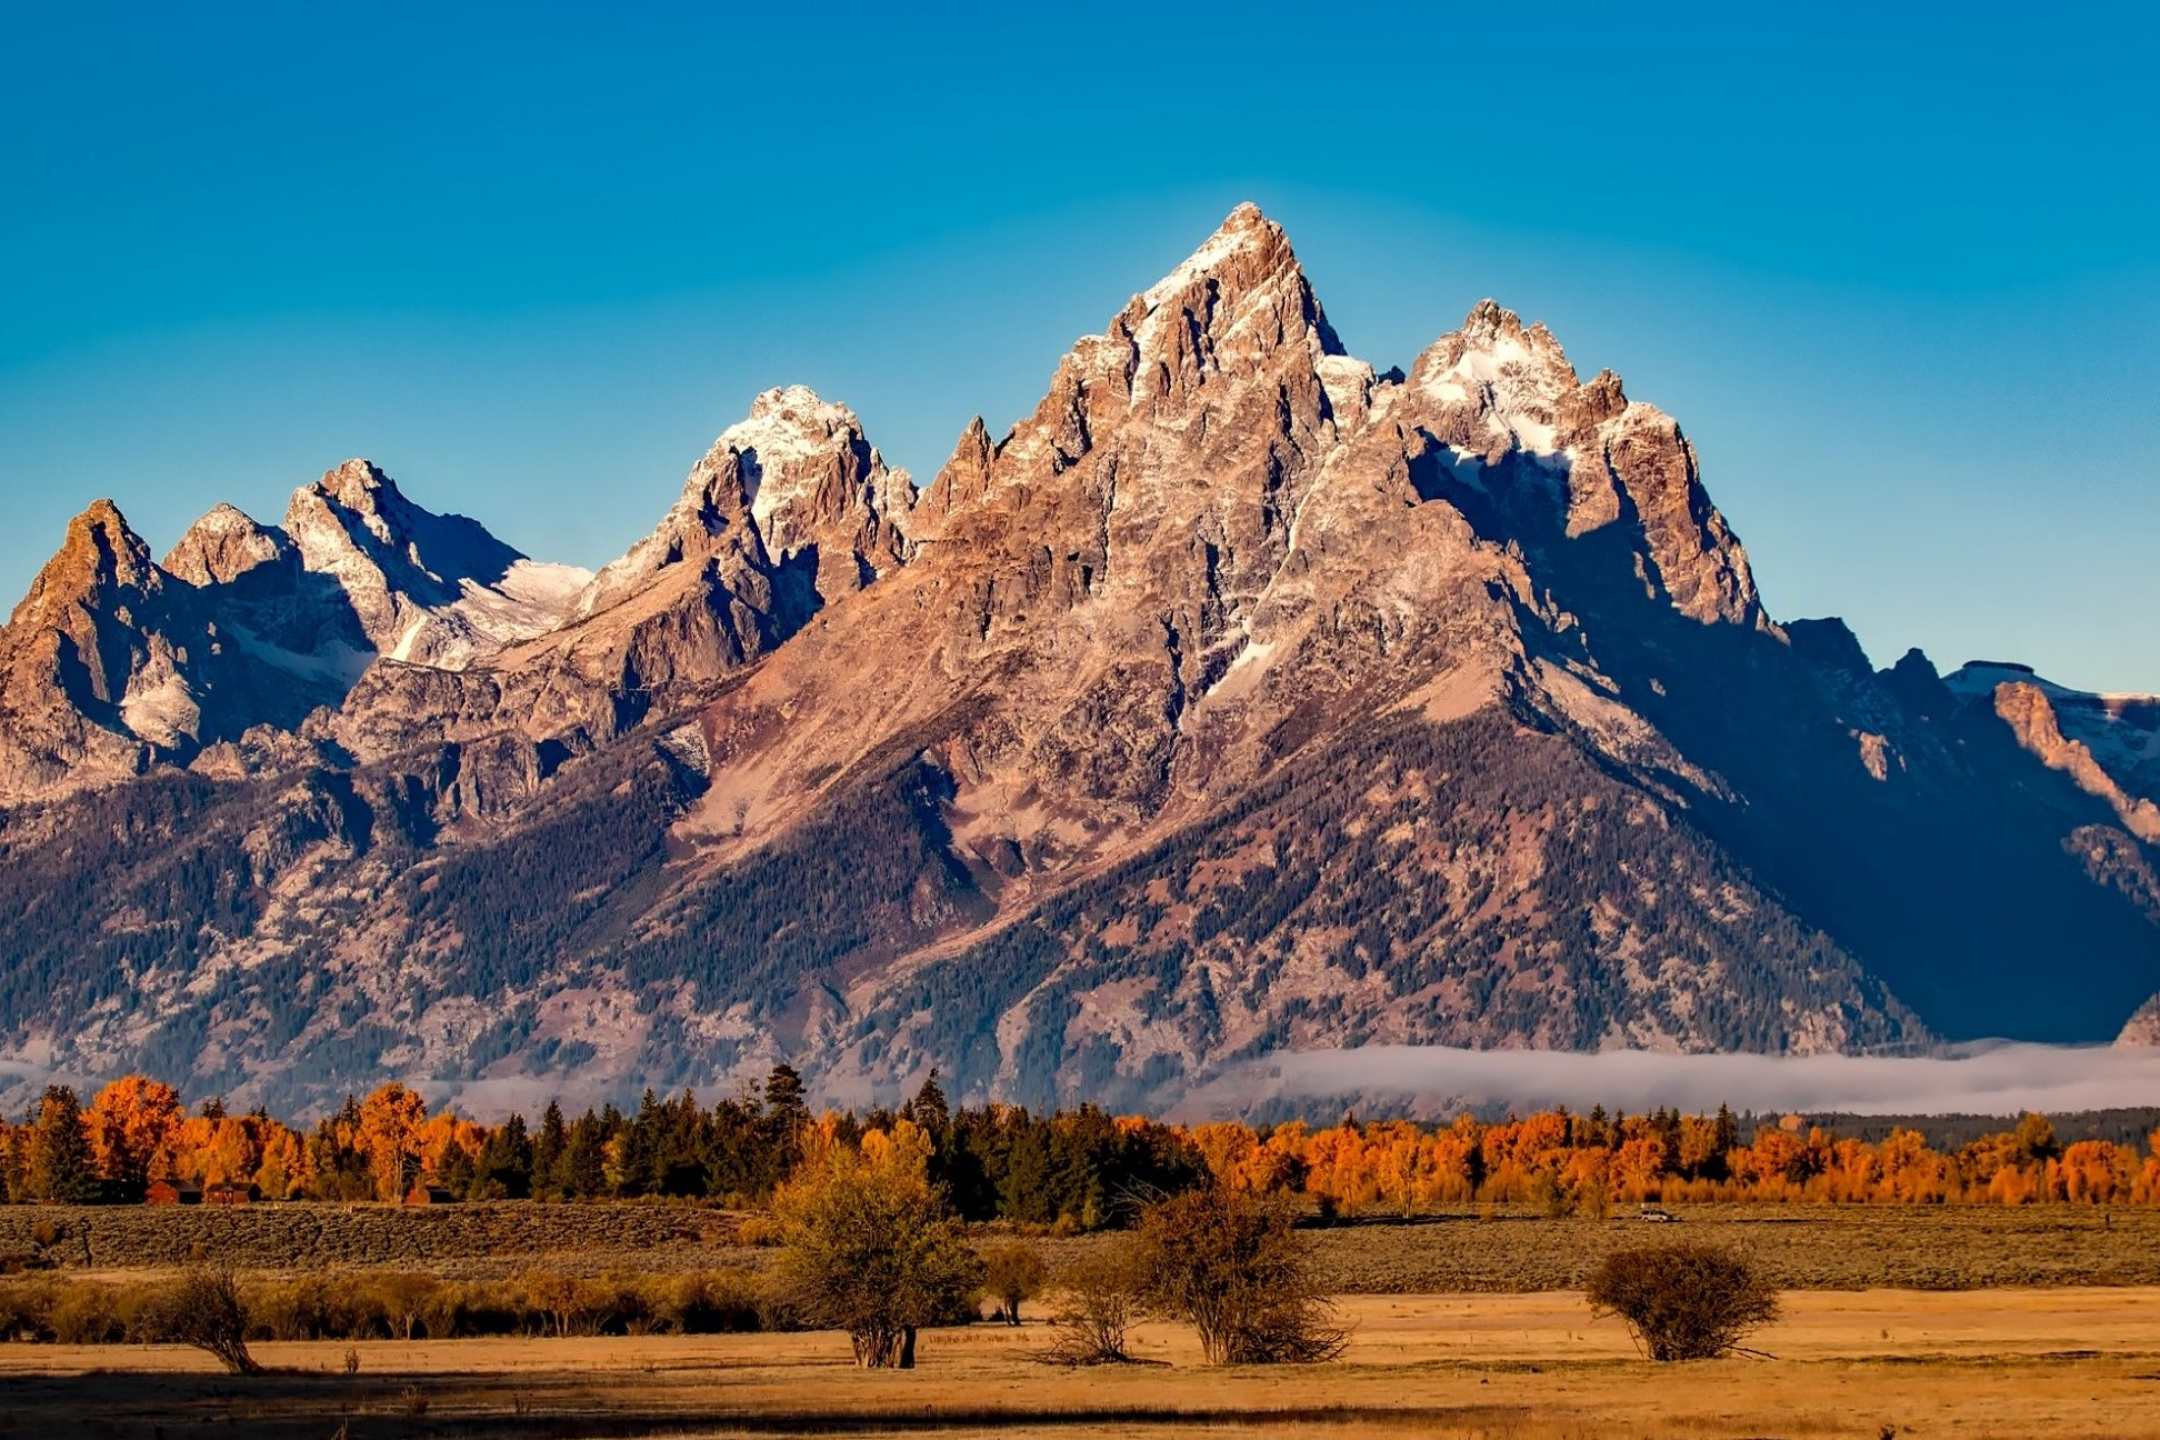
[1179,1043,2160,1121]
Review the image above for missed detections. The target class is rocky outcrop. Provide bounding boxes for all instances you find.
[1984,680,2160,843]
[318,386,918,764]
[2119,993,2160,1047]
[0,501,184,797]
[0,500,320,800]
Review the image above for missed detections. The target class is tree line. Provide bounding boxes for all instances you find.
[6,1069,2159,1213]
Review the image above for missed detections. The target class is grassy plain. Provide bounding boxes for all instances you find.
[4,1289,2158,1439]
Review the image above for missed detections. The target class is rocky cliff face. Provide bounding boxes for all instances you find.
[1946,662,2160,820]
[0,205,2153,1113]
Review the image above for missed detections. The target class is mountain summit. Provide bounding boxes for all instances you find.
[0,206,2153,1112]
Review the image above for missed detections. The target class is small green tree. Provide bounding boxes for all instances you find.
[979,1239,1047,1325]
[1586,1242,1780,1360]
[25,1087,98,1204]
[770,1122,982,1368]
[559,1112,610,1199]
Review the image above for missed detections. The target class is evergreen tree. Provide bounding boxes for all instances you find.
[437,1142,477,1196]
[561,1109,610,1198]
[763,1064,808,1126]
[471,1112,534,1199]
[26,1086,98,1204]
[533,1100,568,1199]
[903,1069,951,1135]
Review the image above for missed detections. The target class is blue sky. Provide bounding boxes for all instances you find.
[3,3,2155,690]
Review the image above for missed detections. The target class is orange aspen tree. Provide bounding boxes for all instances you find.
[85,1075,184,1190]
[357,1083,430,1201]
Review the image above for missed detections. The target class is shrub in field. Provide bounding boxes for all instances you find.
[251,1273,391,1341]
[518,1270,621,1337]
[979,1240,1048,1325]
[144,1264,261,1375]
[1128,1188,1348,1365]
[735,1215,783,1247]
[371,1273,445,1341]
[1044,1250,1142,1365]
[1586,1242,1780,1360]
[0,1277,58,1341]
[644,1270,766,1334]
[47,1283,128,1345]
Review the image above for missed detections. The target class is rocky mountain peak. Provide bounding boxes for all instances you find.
[914,416,995,538]
[163,503,294,589]
[1117,204,1345,406]
[1391,291,1764,629]
[719,384,903,563]
[284,458,467,571]
[575,385,909,627]
[313,456,400,510]
[269,459,584,669]
[9,499,162,629]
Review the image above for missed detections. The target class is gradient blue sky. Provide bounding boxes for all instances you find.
[3,3,2155,690]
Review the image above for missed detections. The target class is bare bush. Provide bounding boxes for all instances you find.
[1128,1189,1349,1365]
[1586,1241,1780,1360]
[146,1264,261,1374]
[1043,1249,1142,1365]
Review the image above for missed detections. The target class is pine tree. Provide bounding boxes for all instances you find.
[26,1086,98,1204]
[533,1100,568,1199]
[561,1110,610,1199]
[903,1069,951,1133]
[764,1064,808,1126]
[472,1112,534,1199]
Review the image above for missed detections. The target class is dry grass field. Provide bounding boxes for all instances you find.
[3,1289,2157,1439]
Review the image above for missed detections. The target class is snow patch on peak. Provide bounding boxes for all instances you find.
[1316,354,1378,425]
[1944,660,2058,699]
[1413,303,1578,456]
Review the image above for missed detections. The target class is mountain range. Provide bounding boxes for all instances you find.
[2,204,2155,1114]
